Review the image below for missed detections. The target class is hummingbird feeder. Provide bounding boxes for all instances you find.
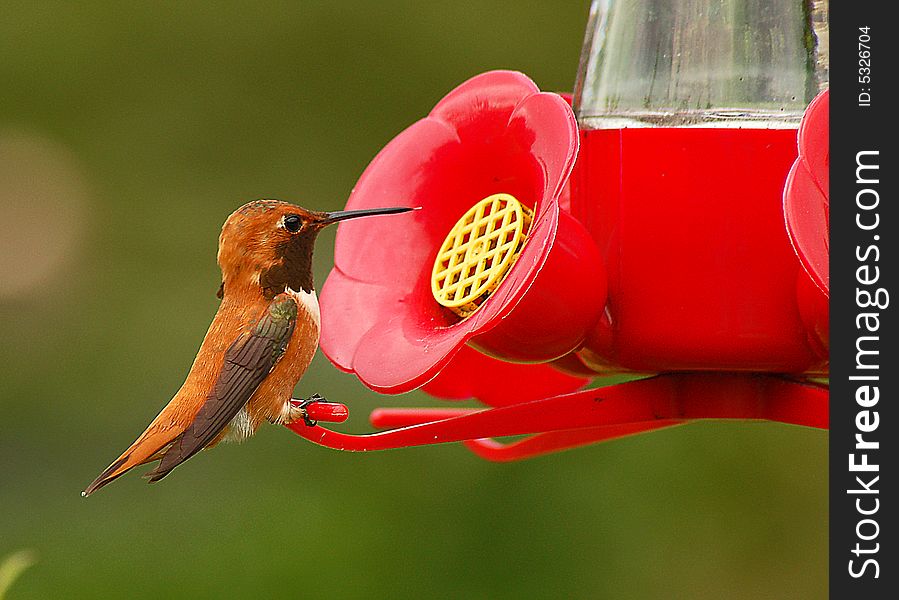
[292,0,829,460]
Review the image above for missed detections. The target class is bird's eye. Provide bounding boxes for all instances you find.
[284,214,302,233]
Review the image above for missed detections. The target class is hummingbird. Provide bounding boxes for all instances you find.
[83,199,414,496]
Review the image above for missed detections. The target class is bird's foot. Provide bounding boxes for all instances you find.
[289,393,330,427]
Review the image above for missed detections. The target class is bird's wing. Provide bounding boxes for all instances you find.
[142,293,298,482]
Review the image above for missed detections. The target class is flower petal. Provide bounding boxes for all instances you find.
[506,90,579,202]
[320,71,582,397]
[333,117,461,286]
[797,90,829,197]
[430,70,540,141]
[422,345,588,406]
[351,310,465,394]
[784,90,829,295]
[319,267,405,372]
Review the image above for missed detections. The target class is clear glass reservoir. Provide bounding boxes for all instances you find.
[574,0,829,128]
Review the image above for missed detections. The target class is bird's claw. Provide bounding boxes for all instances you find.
[293,393,329,427]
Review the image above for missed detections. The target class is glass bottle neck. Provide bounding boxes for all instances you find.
[573,0,829,129]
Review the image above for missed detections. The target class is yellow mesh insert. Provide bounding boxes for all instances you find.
[431,193,533,317]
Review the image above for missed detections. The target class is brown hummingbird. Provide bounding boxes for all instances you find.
[83,199,414,496]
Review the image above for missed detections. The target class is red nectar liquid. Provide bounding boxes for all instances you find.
[572,127,820,373]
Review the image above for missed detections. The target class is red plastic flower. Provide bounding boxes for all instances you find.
[319,71,591,401]
[784,89,829,296]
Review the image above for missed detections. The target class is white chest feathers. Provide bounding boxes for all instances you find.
[286,287,321,330]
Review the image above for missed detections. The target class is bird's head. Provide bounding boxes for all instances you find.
[217,199,413,298]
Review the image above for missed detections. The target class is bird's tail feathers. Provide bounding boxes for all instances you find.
[81,428,179,497]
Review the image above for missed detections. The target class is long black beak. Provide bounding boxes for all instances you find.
[317,206,417,226]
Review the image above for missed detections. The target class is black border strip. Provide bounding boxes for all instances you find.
[830,2,895,597]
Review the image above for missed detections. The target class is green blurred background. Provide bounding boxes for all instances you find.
[1,2,826,598]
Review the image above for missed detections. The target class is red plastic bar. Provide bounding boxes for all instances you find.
[462,421,686,462]
[298,400,349,423]
[369,408,480,428]
[285,374,827,459]
[368,408,686,461]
